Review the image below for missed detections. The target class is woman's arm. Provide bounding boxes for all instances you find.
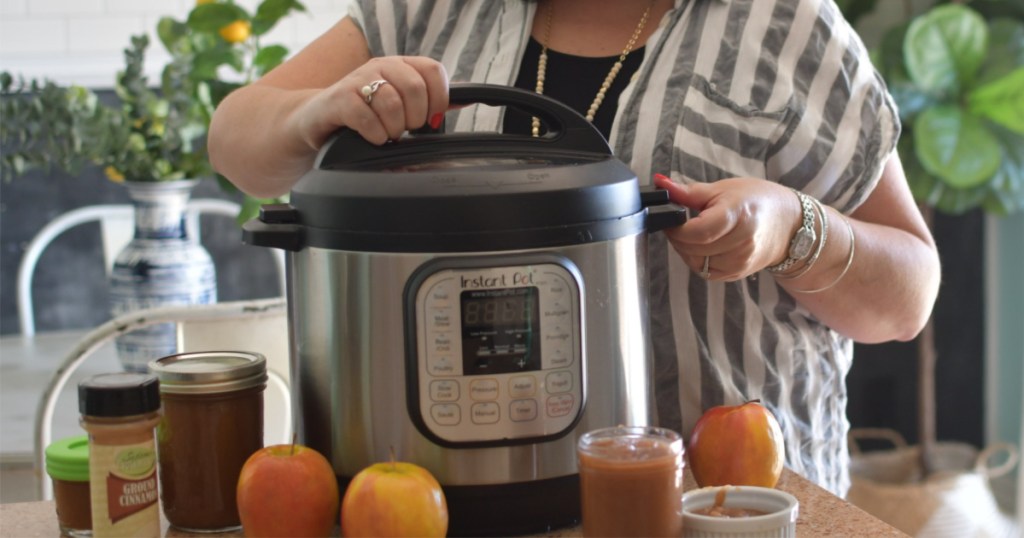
[654,152,941,344]
[208,17,449,198]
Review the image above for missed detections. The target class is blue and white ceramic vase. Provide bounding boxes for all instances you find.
[109,179,217,372]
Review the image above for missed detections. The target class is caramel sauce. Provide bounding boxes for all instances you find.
[52,478,91,533]
[158,386,263,531]
[692,487,768,518]
[579,435,684,537]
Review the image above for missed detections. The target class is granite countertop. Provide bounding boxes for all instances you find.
[1,468,905,537]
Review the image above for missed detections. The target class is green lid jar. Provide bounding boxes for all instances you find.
[45,435,91,536]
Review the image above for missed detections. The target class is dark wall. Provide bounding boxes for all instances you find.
[0,122,280,336]
[846,210,985,448]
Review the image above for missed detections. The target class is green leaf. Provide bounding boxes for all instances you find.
[969,68,1024,134]
[251,0,306,36]
[191,48,242,80]
[238,194,281,225]
[976,18,1024,87]
[253,45,289,75]
[187,3,250,33]
[904,4,988,96]
[913,105,1001,188]
[156,17,189,52]
[983,126,1024,215]
[877,24,940,121]
[903,144,990,214]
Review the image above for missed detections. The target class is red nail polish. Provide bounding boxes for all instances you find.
[429,113,444,130]
[654,173,671,183]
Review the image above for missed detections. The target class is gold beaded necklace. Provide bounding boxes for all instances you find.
[532,1,655,137]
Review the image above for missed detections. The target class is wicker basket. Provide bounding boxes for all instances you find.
[846,428,1020,537]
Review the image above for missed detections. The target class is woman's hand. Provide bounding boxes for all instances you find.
[289,56,450,151]
[652,175,799,282]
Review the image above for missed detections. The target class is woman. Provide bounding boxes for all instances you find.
[209,0,940,496]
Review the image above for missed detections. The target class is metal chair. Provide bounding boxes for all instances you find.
[33,297,291,500]
[15,199,286,336]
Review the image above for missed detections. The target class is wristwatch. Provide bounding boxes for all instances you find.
[767,189,817,274]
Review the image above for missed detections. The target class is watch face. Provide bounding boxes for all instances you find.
[790,228,816,259]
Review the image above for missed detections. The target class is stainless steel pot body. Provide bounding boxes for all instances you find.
[287,234,654,486]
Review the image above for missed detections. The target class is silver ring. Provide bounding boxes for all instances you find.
[700,256,711,280]
[361,79,389,105]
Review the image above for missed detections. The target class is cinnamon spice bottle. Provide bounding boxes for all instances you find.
[79,373,162,538]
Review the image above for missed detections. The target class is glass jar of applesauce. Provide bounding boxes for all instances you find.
[45,435,91,537]
[149,351,267,532]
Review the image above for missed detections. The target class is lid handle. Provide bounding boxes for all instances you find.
[316,83,612,169]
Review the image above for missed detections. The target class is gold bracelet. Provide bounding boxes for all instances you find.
[792,215,855,294]
[777,197,829,280]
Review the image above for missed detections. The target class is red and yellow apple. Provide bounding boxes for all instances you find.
[236,443,340,537]
[687,400,785,488]
[340,457,448,538]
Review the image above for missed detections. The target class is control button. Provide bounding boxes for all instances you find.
[432,332,454,354]
[428,282,454,306]
[469,379,499,401]
[509,376,537,398]
[430,307,453,330]
[429,380,459,402]
[545,371,573,394]
[546,346,573,369]
[471,402,500,424]
[510,399,538,422]
[546,394,575,417]
[427,355,456,376]
[542,299,571,320]
[431,403,461,426]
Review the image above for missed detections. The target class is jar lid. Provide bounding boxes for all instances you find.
[45,435,89,482]
[148,351,267,394]
[78,373,161,418]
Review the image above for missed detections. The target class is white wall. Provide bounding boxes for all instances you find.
[0,0,351,88]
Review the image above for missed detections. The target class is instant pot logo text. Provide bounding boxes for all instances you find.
[460,272,534,289]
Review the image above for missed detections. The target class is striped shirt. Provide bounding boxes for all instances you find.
[351,0,900,496]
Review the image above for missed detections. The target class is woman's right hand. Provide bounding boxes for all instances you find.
[290,56,450,151]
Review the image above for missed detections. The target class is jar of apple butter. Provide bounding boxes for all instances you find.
[149,351,267,532]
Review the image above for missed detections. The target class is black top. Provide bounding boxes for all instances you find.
[503,37,646,140]
[79,373,161,417]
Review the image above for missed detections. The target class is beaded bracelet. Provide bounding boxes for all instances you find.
[777,197,829,281]
[793,215,856,294]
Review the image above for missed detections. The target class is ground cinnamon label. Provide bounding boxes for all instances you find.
[79,373,162,537]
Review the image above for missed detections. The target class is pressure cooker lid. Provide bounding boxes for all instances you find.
[245,84,674,252]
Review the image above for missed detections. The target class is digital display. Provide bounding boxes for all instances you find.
[460,287,540,375]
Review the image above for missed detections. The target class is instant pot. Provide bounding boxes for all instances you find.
[243,84,686,536]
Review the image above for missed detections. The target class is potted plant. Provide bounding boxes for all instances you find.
[838,1,1023,535]
[0,0,305,370]
[2,0,305,221]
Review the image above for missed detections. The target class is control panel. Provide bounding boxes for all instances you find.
[409,259,584,445]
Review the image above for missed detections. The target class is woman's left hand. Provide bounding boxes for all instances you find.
[652,174,799,282]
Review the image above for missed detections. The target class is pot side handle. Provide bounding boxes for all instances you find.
[242,204,305,252]
[641,187,688,233]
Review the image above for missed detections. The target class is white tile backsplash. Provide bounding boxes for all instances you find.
[0,0,27,16]
[29,0,103,16]
[0,18,68,54]
[0,0,349,87]
[68,15,147,53]
[104,0,189,17]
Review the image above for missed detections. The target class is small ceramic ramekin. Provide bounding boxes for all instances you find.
[682,485,799,538]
